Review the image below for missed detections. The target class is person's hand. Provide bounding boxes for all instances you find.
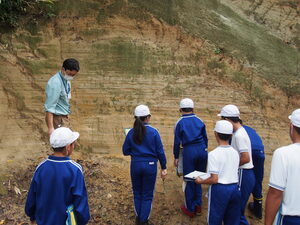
[161,169,167,180]
[30,220,36,224]
[174,159,179,167]
[48,127,54,136]
[195,176,203,184]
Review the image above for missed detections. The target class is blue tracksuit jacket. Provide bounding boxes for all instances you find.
[243,125,265,199]
[173,113,208,159]
[25,155,90,225]
[173,113,208,212]
[123,123,167,169]
[122,123,167,222]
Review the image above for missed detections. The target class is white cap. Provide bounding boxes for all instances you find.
[134,105,151,117]
[50,127,80,148]
[180,98,194,108]
[218,104,240,117]
[214,120,233,134]
[288,109,300,128]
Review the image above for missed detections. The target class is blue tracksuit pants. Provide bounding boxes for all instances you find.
[183,144,207,212]
[252,150,265,199]
[275,214,300,225]
[238,168,255,225]
[130,161,157,223]
[208,183,241,225]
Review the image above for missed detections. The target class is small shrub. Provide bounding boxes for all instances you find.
[0,0,57,30]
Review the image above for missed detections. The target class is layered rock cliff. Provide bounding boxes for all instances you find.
[0,0,299,168]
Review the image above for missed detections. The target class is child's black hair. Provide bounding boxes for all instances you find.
[52,146,65,152]
[216,132,232,141]
[133,115,149,145]
[181,108,193,113]
[221,116,242,124]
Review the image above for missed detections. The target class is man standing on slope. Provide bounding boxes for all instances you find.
[218,104,255,225]
[44,58,80,136]
[265,109,300,225]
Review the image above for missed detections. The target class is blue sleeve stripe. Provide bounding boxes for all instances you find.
[269,183,285,191]
[70,161,83,173]
[195,116,203,123]
[35,159,47,172]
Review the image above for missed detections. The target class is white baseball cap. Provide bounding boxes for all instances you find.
[214,120,233,134]
[288,109,300,128]
[218,104,240,117]
[134,105,151,117]
[180,98,194,108]
[50,127,80,148]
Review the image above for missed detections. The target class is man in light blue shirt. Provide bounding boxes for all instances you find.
[44,58,80,136]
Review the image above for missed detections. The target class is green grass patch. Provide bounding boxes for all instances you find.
[130,0,300,97]
[17,57,56,74]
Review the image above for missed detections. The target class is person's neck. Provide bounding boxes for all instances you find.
[217,140,230,146]
[292,136,300,144]
[53,152,68,157]
[182,112,193,115]
[233,123,242,132]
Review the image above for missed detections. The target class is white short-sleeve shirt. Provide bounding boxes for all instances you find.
[208,145,240,184]
[231,126,254,169]
[269,143,300,216]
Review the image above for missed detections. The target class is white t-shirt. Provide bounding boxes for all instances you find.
[231,126,254,169]
[269,143,300,216]
[207,145,240,184]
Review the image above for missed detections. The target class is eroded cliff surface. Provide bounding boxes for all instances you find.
[0,0,298,167]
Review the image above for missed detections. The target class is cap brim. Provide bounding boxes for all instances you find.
[288,115,292,120]
[69,132,80,144]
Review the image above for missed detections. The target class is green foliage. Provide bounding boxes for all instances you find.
[0,0,26,28]
[0,0,57,30]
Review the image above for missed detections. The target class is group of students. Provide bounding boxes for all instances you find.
[122,99,300,225]
[122,100,265,225]
[24,58,300,225]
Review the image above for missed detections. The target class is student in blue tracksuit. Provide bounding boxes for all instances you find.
[196,120,241,225]
[243,125,265,219]
[25,127,90,225]
[173,98,208,217]
[123,105,167,225]
[218,105,255,225]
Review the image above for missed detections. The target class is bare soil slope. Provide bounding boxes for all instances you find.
[0,151,269,225]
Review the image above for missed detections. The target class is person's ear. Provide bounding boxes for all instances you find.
[65,144,71,156]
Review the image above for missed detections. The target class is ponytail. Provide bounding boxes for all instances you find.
[133,116,147,145]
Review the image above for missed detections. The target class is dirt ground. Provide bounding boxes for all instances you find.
[0,147,270,225]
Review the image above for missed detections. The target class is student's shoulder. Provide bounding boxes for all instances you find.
[146,124,160,134]
[235,127,249,138]
[35,159,49,172]
[69,160,83,173]
[273,144,295,157]
[194,115,204,123]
